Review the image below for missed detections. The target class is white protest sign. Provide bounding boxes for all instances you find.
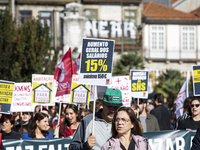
[108,76,131,107]
[11,82,32,112]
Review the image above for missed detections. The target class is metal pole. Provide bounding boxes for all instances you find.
[53,10,57,51]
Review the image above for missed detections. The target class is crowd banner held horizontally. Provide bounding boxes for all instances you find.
[130,70,149,99]
[10,82,33,112]
[108,76,131,107]
[32,74,54,106]
[2,130,196,150]
[0,80,15,114]
[79,38,114,86]
[70,75,91,105]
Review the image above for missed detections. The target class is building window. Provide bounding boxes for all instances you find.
[19,10,32,25]
[84,9,98,20]
[39,11,52,33]
[124,9,137,22]
[181,26,196,51]
[150,26,165,51]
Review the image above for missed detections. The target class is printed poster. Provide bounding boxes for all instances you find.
[70,75,90,104]
[79,38,114,86]
[0,80,15,114]
[32,74,54,105]
[11,82,32,112]
[130,70,149,99]
[193,65,200,96]
[108,76,131,107]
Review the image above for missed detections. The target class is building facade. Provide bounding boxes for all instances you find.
[143,2,200,92]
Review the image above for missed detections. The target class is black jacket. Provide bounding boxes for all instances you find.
[150,105,171,130]
[191,127,200,150]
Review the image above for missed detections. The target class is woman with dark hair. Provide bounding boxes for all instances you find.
[0,114,21,139]
[101,107,151,150]
[178,96,200,130]
[59,104,80,138]
[22,112,53,139]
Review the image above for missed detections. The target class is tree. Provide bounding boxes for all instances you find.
[154,69,185,108]
[0,10,58,82]
[112,52,144,76]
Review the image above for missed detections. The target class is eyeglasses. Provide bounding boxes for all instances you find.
[191,104,200,108]
[115,117,130,124]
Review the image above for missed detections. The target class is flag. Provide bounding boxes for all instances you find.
[175,78,188,119]
[54,48,74,96]
[73,53,81,75]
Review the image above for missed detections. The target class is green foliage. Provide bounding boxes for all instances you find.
[0,10,58,82]
[112,52,144,76]
[154,69,186,108]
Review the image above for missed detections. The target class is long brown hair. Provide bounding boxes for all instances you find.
[28,112,49,138]
[111,107,142,138]
[61,104,80,137]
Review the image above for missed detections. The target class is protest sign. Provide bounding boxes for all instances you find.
[0,80,15,114]
[70,75,90,104]
[32,74,54,105]
[79,38,114,86]
[10,82,32,112]
[2,130,196,150]
[108,76,131,107]
[130,70,149,99]
[193,65,200,96]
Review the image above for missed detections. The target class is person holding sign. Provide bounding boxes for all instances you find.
[69,88,123,150]
[101,107,151,150]
[59,104,80,138]
[22,112,53,139]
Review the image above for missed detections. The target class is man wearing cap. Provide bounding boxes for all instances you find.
[69,88,122,150]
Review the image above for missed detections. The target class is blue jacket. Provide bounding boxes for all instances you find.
[22,131,53,139]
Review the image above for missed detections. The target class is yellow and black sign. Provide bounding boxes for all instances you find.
[193,66,200,96]
[130,70,149,99]
[70,75,90,104]
[0,80,15,114]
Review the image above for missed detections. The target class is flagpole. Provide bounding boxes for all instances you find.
[137,98,139,118]
[92,85,97,135]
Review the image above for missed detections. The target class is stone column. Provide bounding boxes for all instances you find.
[63,2,87,54]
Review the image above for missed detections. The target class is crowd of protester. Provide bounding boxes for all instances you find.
[1,88,200,149]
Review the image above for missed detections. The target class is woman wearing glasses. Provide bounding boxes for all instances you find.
[177,96,200,130]
[101,107,151,150]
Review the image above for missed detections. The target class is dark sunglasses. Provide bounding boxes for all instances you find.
[22,112,30,115]
[191,104,200,108]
